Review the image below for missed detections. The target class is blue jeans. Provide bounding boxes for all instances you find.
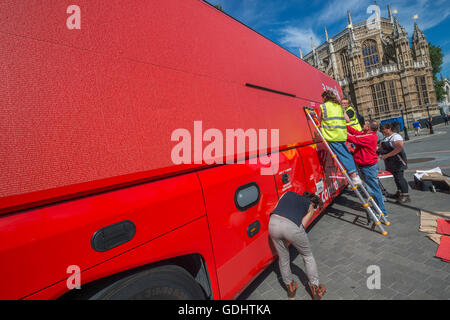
[328,142,357,174]
[359,163,388,216]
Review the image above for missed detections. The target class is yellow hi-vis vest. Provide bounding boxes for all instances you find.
[346,105,362,131]
[320,101,348,142]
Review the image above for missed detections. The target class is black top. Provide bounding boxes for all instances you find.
[272,191,311,227]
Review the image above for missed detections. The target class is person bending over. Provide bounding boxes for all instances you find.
[269,191,326,300]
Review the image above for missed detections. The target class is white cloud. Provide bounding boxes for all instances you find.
[216,0,288,30]
[444,54,450,66]
[207,0,450,58]
[317,0,367,25]
[386,0,450,34]
[278,26,321,53]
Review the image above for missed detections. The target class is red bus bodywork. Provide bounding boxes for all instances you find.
[0,0,345,299]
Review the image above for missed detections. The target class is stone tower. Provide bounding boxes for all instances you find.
[303,4,439,124]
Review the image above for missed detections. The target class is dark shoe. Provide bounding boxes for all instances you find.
[388,191,401,199]
[396,194,411,204]
[286,281,298,300]
[308,283,326,300]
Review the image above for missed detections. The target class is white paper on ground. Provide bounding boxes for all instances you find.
[414,167,442,180]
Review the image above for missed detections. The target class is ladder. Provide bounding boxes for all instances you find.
[304,106,391,236]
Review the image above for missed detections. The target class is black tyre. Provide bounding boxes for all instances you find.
[89,265,205,300]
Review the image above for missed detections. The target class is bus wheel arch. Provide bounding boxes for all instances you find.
[59,254,213,300]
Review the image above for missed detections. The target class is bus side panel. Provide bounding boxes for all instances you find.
[197,161,279,300]
[273,149,308,196]
[0,32,315,215]
[0,0,340,214]
[0,0,340,102]
[274,143,347,227]
[23,216,218,300]
[297,145,328,227]
[234,85,314,148]
[0,173,206,300]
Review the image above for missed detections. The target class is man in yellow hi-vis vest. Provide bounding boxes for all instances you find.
[318,91,362,186]
[341,98,362,131]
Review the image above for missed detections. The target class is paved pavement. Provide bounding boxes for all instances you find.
[238,124,450,300]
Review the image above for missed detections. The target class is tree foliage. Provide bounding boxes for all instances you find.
[213,4,224,12]
[428,43,445,102]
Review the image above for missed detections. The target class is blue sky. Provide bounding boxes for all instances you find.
[205,0,450,78]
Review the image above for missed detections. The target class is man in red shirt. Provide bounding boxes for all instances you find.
[347,120,388,220]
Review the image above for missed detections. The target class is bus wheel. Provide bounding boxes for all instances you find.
[89,265,205,300]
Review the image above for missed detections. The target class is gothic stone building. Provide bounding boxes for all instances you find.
[303,5,439,126]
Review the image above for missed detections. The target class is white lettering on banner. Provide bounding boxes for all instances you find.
[321,83,341,100]
[320,186,331,203]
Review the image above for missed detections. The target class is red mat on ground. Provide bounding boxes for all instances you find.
[378,171,393,179]
[436,235,450,263]
[436,219,450,236]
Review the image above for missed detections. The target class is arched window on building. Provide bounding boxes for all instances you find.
[362,40,380,71]
[370,82,389,114]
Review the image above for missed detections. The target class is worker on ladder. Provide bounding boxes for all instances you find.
[304,94,391,235]
[318,90,363,186]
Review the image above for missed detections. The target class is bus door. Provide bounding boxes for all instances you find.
[197,159,278,299]
[272,148,308,197]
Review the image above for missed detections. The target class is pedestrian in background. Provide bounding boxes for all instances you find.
[413,119,421,136]
[376,127,384,147]
[426,117,434,134]
[269,191,326,300]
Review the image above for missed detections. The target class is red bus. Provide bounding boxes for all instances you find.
[0,0,345,300]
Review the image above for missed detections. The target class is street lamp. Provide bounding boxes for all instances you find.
[400,109,410,141]
[426,105,434,134]
[392,23,411,141]
[397,75,410,141]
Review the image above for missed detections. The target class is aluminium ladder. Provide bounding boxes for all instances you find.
[304,106,391,236]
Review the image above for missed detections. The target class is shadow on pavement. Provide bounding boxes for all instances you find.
[386,199,450,219]
[325,208,381,234]
[237,240,313,300]
[407,181,450,195]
